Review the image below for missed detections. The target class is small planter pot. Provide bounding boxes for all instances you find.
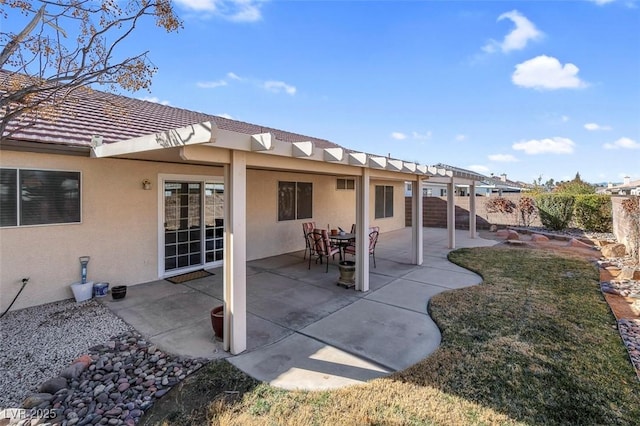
[211,306,224,340]
[337,261,356,289]
[111,285,127,300]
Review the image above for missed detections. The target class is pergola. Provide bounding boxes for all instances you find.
[92,121,484,354]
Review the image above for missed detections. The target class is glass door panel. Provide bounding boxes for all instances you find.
[204,182,224,263]
[164,182,202,272]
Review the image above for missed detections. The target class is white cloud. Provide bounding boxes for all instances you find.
[217,113,233,119]
[561,115,570,122]
[412,131,432,140]
[512,137,576,154]
[488,154,518,162]
[603,137,640,150]
[467,165,491,174]
[391,132,407,140]
[227,72,242,80]
[455,134,467,142]
[138,96,170,105]
[263,80,296,95]
[512,55,588,90]
[588,0,616,5]
[483,10,543,54]
[584,122,612,131]
[174,0,263,22]
[197,80,228,89]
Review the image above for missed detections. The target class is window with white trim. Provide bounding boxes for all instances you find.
[375,185,394,219]
[278,181,312,221]
[0,168,81,227]
[337,178,355,190]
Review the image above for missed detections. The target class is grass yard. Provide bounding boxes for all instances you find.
[143,246,640,426]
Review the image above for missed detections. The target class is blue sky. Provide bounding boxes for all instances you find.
[9,0,640,184]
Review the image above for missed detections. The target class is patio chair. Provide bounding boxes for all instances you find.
[302,222,316,260]
[307,229,341,272]
[344,226,379,268]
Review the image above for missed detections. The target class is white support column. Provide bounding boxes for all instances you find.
[223,151,247,355]
[447,180,455,249]
[411,176,423,265]
[469,182,477,239]
[355,169,370,292]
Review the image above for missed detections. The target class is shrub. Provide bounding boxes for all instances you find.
[574,195,612,232]
[517,196,536,227]
[535,194,575,231]
[485,197,516,214]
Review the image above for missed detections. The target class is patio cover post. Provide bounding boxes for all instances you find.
[447,180,455,249]
[355,168,370,292]
[469,181,477,239]
[223,151,247,355]
[411,176,423,265]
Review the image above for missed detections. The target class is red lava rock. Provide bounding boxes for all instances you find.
[74,354,93,366]
[531,233,549,242]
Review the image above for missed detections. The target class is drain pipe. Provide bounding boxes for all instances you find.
[0,277,29,318]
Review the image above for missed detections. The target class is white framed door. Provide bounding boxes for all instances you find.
[159,174,224,277]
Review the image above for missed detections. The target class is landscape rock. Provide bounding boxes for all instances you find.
[531,234,549,242]
[506,230,520,240]
[489,224,498,232]
[496,229,509,238]
[22,393,53,408]
[601,243,627,258]
[38,376,68,394]
[567,238,592,249]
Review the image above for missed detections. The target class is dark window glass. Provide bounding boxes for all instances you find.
[278,181,313,221]
[297,182,312,219]
[19,170,81,226]
[375,185,385,219]
[385,185,394,217]
[278,181,296,221]
[0,169,17,227]
[375,185,394,218]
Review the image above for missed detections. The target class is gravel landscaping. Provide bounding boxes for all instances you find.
[0,299,208,425]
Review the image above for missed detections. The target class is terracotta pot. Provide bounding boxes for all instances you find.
[211,306,224,340]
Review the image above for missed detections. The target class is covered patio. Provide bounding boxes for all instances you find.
[100,227,497,390]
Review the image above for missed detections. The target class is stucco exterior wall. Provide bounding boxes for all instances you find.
[0,150,223,311]
[1,151,408,311]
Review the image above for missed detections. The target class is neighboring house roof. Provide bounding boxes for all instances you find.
[599,179,640,195]
[482,174,529,191]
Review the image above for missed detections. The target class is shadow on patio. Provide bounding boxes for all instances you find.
[100,227,497,390]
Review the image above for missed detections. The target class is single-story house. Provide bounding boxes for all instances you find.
[0,70,484,354]
[597,177,640,196]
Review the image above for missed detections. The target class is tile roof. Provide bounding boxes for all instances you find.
[0,69,340,150]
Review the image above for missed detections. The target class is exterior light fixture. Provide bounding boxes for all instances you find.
[142,179,152,190]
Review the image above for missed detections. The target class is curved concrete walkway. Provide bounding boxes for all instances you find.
[101,228,497,391]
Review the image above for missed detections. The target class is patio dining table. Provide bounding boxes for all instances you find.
[329,233,355,260]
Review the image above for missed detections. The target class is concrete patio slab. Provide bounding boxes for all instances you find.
[364,279,446,313]
[101,227,498,391]
[299,299,441,371]
[229,333,391,390]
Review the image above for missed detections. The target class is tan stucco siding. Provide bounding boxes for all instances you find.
[1,151,408,311]
[245,173,406,260]
[0,150,223,311]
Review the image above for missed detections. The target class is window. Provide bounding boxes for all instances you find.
[278,181,312,221]
[375,185,394,219]
[337,178,355,190]
[0,168,81,227]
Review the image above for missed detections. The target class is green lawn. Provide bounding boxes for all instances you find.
[143,246,640,426]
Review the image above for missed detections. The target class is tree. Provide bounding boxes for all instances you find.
[555,172,595,195]
[0,0,182,140]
